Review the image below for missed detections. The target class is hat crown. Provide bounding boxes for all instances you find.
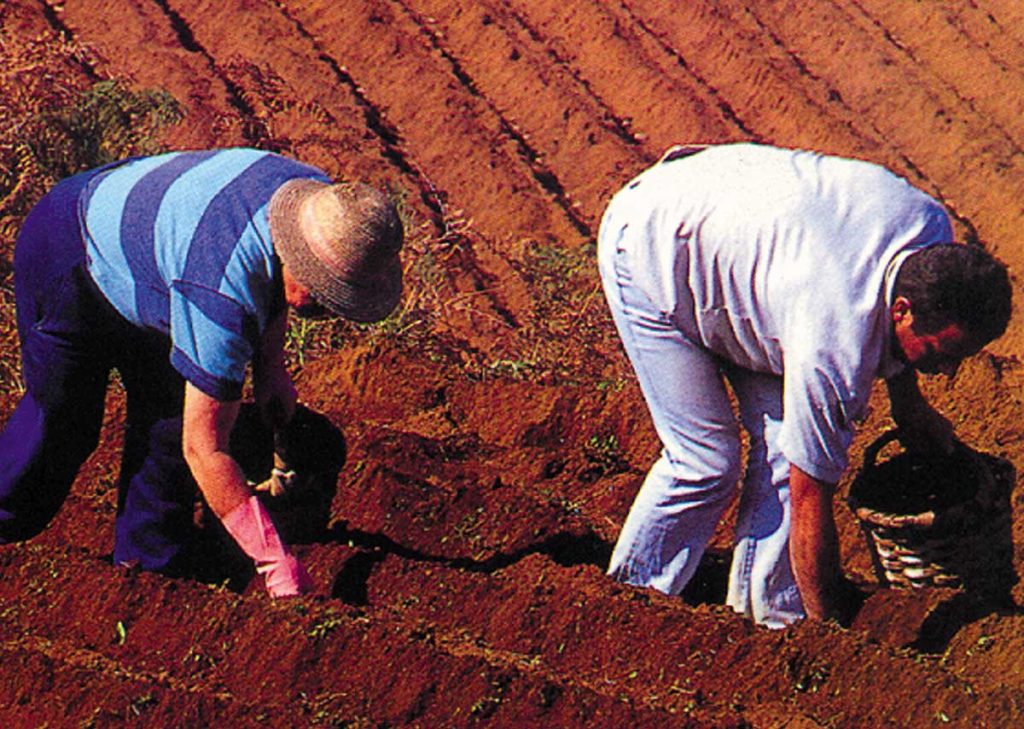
[270,179,403,322]
[298,183,401,276]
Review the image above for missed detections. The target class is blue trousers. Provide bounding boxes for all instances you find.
[0,167,196,572]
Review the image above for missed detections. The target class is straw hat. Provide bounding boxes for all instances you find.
[269,179,403,322]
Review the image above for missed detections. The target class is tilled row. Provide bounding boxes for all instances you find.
[0,545,731,727]
[729,1,1024,282]
[344,550,1023,727]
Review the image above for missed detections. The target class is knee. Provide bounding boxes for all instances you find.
[671,437,741,482]
[653,442,741,502]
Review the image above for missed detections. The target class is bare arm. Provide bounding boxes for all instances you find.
[789,464,845,622]
[182,383,250,518]
[886,368,954,453]
[183,381,312,596]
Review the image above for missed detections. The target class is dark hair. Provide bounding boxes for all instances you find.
[893,244,1012,343]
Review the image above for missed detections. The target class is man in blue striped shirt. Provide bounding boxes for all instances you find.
[0,148,403,597]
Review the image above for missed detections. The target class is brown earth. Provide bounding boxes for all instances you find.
[3,0,1024,726]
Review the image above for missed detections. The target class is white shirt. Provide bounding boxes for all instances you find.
[609,143,953,481]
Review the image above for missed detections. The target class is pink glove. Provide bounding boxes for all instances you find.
[221,496,313,597]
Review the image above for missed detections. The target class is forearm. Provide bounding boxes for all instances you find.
[182,382,310,596]
[885,368,954,452]
[186,449,252,518]
[789,464,842,621]
[886,367,925,425]
[182,384,249,517]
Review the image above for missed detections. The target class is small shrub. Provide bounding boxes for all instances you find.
[28,79,182,182]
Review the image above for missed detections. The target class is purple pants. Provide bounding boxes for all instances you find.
[0,167,196,572]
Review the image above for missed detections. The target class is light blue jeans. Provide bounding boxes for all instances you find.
[597,204,804,628]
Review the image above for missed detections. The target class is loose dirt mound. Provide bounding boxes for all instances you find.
[3,1,1024,726]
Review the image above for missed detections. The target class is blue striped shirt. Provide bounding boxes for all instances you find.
[78,148,331,400]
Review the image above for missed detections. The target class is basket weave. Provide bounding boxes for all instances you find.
[847,431,1015,596]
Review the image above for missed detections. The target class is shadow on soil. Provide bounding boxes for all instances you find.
[327,522,614,605]
[911,591,1023,654]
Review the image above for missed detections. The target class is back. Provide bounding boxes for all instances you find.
[79,148,330,399]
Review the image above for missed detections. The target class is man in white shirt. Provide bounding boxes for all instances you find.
[598,143,1011,627]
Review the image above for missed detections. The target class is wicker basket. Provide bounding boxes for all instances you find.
[847,430,1015,597]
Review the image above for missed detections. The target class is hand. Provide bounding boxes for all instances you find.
[253,449,306,498]
[254,465,301,498]
[257,553,314,597]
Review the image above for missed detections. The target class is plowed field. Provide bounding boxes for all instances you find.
[3,1,1024,726]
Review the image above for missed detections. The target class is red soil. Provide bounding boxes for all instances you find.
[3,0,1024,726]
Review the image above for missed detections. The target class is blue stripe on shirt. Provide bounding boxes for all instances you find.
[181,153,327,288]
[121,150,220,328]
[82,154,186,323]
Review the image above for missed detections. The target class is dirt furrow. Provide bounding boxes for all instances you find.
[620,0,945,187]
[282,0,585,253]
[357,552,1022,727]
[0,545,703,727]
[0,644,277,727]
[500,0,744,154]
[394,0,649,231]
[40,0,246,150]
[848,0,1024,163]
[391,0,594,240]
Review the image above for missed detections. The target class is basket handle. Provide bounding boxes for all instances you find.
[861,428,977,467]
[860,429,903,470]
[860,429,997,512]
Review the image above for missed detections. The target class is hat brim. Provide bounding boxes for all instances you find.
[270,179,402,323]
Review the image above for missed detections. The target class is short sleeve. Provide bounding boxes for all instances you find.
[778,353,860,483]
[776,293,885,483]
[168,280,258,401]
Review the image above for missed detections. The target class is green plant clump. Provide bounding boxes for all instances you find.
[29,79,183,181]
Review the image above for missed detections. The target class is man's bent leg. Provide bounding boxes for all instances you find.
[0,382,104,540]
[113,335,196,573]
[599,216,740,596]
[726,368,804,627]
[0,174,109,541]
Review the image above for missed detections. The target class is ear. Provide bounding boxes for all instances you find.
[281,265,315,309]
[890,296,912,324]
